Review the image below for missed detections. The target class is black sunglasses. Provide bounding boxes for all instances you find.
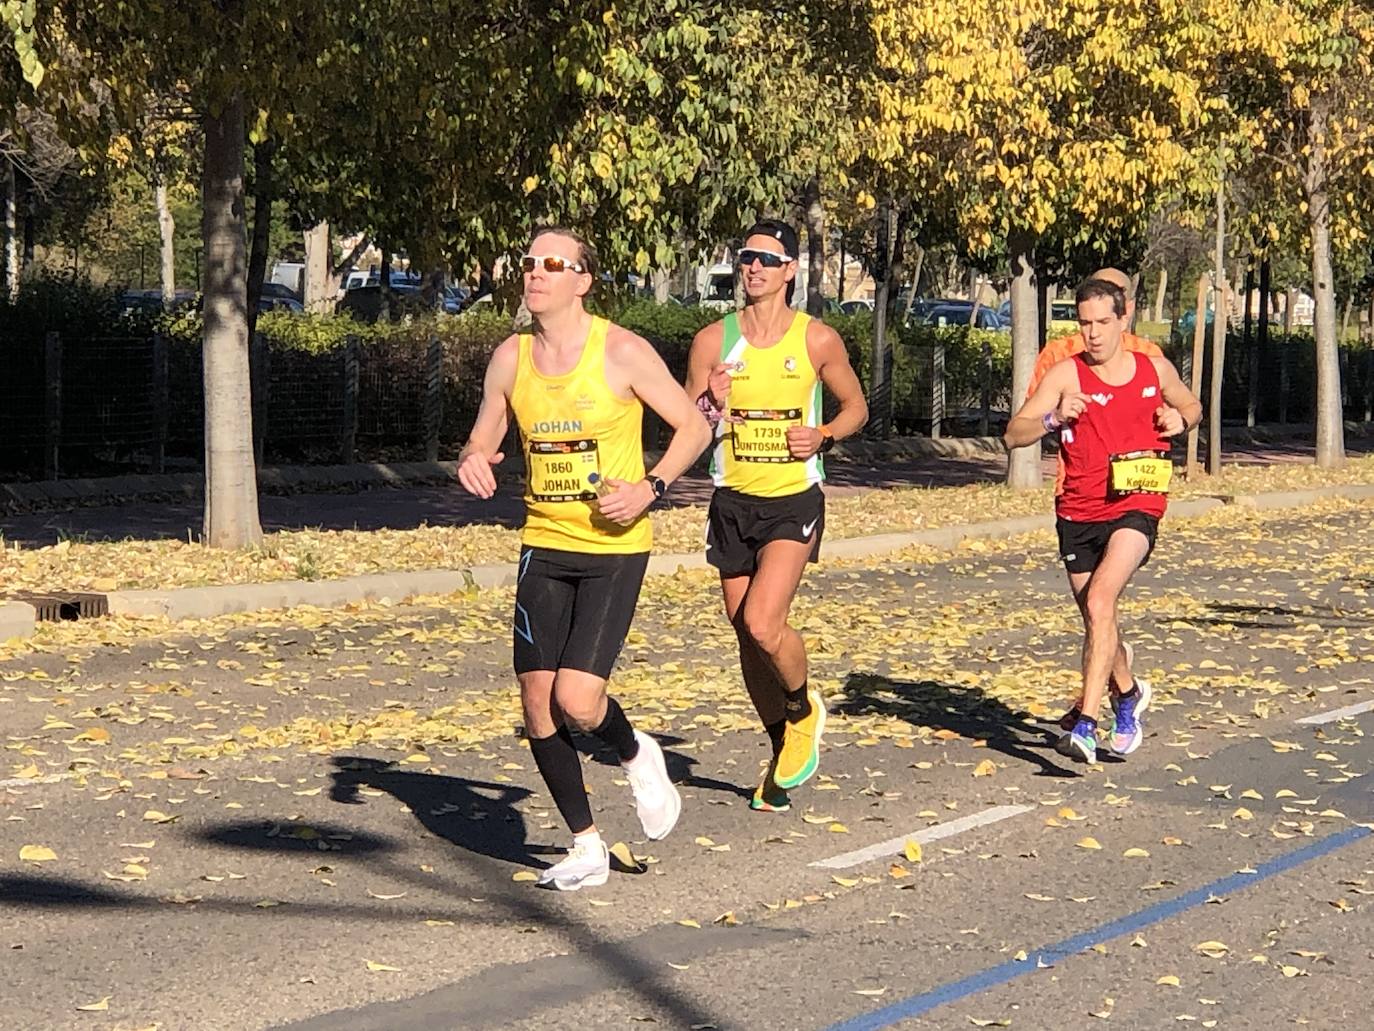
[736,248,794,269]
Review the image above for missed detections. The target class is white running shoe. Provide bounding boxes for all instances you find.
[536,838,610,891]
[624,730,681,840]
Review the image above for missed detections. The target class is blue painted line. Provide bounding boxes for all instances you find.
[825,825,1371,1031]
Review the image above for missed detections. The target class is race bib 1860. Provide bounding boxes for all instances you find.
[1108,450,1172,496]
[731,408,802,463]
[528,438,599,502]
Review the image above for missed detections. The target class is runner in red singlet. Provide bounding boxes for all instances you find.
[1004,277,1202,764]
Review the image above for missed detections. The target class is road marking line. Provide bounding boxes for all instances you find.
[0,774,69,789]
[809,805,1033,871]
[823,824,1373,1031]
[1296,698,1374,725]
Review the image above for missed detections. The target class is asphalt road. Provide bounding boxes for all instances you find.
[1,497,1371,1031]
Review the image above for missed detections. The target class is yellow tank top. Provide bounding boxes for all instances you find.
[710,311,824,498]
[510,317,652,554]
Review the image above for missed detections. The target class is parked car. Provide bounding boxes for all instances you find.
[258,295,305,315]
[839,299,873,316]
[913,302,1007,331]
[336,284,426,322]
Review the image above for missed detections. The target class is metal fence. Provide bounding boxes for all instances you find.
[2,327,1371,483]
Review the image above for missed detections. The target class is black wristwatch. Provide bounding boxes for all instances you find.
[817,430,836,454]
[646,474,667,500]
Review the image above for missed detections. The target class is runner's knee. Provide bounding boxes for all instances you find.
[553,680,605,730]
[741,604,786,655]
[1083,589,1119,627]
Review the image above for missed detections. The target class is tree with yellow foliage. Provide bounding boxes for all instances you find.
[1213,0,1374,467]
[862,0,1223,486]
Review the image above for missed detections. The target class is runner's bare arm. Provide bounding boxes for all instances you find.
[788,320,867,459]
[685,321,734,414]
[596,331,713,524]
[457,336,518,499]
[813,320,868,437]
[1004,360,1088,449]
[1151,356,1203,437]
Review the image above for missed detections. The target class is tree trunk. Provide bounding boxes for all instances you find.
[1257,257,1271,423]
[1304,92,1345,467]
[867,198,894,438]
[903,244,925,324]
[379,245,393,323]
[967,268,981,326]
[200,90,263,549]
[3,163,18,301]
[1006,230,1041,490]
[1280,285,1296,423]
[303,220,335,313]
[1340,294,1354,345]
[245,139,275,340]
[1244,261,1256,427]
[1185,274,1209,478]
[1207,173,1226,476]
[803,173,825,316]
[837,236,846,304]
[652,268,670,304]
[20,170,34,269]
[155,178,176,309]
[1153,266,1168,323]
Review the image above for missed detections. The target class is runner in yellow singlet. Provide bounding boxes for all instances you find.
[685,219,868,812]
[458,226,711,890]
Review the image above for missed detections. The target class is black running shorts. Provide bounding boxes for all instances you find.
[1055,511,1159,575]
[705,485,825,577]
[513,547,649,680]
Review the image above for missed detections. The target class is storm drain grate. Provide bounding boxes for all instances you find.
[8,592,110,622]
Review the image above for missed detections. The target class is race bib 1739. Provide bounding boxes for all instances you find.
[1108,450,1172,496]
[528,438,599,502]
[731,408,802,463]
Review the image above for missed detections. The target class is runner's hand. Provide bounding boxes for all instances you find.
[596,478,654,525]
[787,425,825,459]
[457,448,503,498]
[1154,404,1186,437]
[1056,391,1091,424]
[708,363,745,423]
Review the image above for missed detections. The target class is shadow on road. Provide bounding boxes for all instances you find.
[326,756,558,868]
[837,671,1079,778]
[1181,600,1374,631]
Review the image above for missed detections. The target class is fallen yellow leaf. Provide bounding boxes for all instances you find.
[75,997,111,1012]
[19,845,57,863]
[904,840,923,863]
[512,871,538,882]
[365,960,401,972]
[972,759,996,778]
[1077,837,1102,850]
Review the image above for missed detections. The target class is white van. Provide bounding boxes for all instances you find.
[700,263,736,311]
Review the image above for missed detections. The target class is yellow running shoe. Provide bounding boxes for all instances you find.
[749,759,791,813]
[774,689,825,789]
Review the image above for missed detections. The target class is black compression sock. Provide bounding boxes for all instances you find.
[783,682,812,723]
[765,719,786,758]
[591,697,639,763]
[529,726,593,834]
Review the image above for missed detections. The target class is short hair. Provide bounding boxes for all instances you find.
[527,225,599,279]
[1075,277,1127,317]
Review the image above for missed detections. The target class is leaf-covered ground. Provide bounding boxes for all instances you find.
[1,497,1370,1030]
[2,455,1373,594]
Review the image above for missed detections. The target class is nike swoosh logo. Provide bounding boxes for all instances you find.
[801,518,818,538]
